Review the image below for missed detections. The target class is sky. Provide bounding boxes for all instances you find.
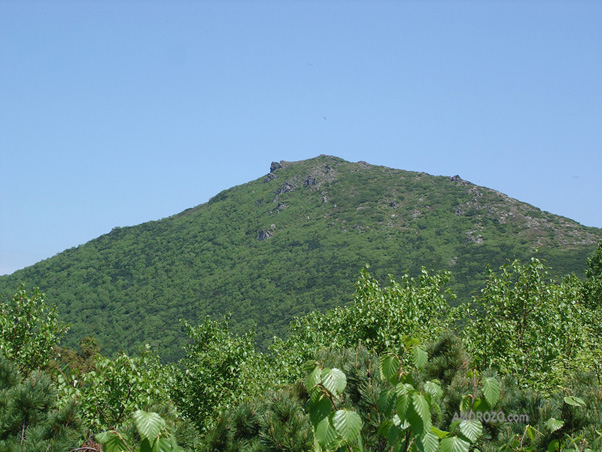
[1,1,601,276]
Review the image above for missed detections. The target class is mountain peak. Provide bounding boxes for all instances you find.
[1,156,599,361]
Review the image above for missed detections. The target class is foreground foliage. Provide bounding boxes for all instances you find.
[459,258,598,390]
[0,242,601,451]
[0,285,67,373]
[96,409,183,452]
[171,315,269,433]
[0,357,81,452]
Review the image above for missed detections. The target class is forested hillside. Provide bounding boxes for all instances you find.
[0,155,600,361]
[1,245,601,451]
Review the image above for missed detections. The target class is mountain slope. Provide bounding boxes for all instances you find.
[1,155,600,361]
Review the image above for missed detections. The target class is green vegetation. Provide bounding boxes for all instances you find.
[0,357,81,452]
[458,258,599,390]
[1,157,601,450]
[171,315,269,434]
[1,156,600,361]
[0,242,601,450]
[95,410,183,452]
[0,285,68,373]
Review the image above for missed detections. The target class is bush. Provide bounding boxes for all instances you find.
[0,356,82,452]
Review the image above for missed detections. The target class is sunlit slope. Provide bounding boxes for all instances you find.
[1,155,600,361]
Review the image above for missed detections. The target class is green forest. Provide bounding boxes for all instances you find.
[1,156,600,363]
[1,242,601,452]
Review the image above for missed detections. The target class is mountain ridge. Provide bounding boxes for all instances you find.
[1,155,600,361]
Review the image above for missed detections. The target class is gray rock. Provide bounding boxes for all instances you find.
[275,181,295,194]
[257,229,274,240]
[264,173,277,183]
[303,175,317,187]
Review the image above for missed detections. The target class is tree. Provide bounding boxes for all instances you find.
[584,241,602,310]
[73,348,174,431]
[271,266,455,382]
[208,340,497,452]
[170,315,268,433]
[580,242,602,383]
[0,285,68,373]
[459,258,588,389]
[0,356,81,452]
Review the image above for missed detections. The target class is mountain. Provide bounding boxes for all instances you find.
[1,155,600,361]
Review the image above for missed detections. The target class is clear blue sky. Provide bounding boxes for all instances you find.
[1,1,601,276]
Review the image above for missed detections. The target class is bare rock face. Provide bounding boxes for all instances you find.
[465,230,484,244]
[265,161,283,182]
[257,229,274,240]
[451,175,471,185]
[264,173,277,183]
[303,175,317,187]
[275,181,295,194]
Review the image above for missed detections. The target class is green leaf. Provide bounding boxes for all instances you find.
[306,367,322,392]
[407,393,432,436]
[315,416,338,448]
[417,432,440,452]
[153,436,178,452]
[405,337,421,347]
[481,378,500,408]
[309,385,323,404]
[395,382,414,397]
[134,410,166,442]
[95,432,112,444]
[396,393,410,420]
[381,355,400,383]
[424,380,443,401]
[388,423,402,445]
[545,418,564,433]
[140,438,153,452]
[472,399,487,413]
[95,431,129,452]
[310,397,332,428]
[563,396,586,408]
[377,388,397,415]
[430,426,449,439]
[449,419,461,437]
[377,419,394,438]
[411,346,428,370]
[440,436,471,452]
[321,368,347,395]
[460,395,472,413]
[459,420,483,442]
[331,409,363,443]
[379,419,401,445]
